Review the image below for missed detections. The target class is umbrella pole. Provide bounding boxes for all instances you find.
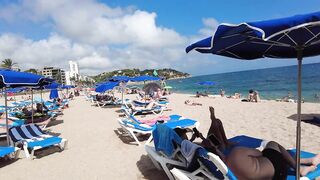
[144,81,146,107]
[31,88,34,124]
[121,82,124,104]
[295,49,303,180]
[40,89,43,102]
[40,89,44,114]
[121,88,124,104]
[4,87,9,145]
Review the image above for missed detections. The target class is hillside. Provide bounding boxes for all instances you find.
[92,68,190,83]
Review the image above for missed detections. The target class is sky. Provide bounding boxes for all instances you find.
[0,0,319,76]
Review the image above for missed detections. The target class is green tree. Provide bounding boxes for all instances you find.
[1,59,17,70]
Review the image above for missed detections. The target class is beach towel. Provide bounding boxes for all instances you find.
[181,140,202,166]
[139,116,171,125]
[153,124,182,157]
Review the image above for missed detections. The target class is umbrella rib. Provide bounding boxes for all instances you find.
[216,40,247,54]
[263,33,288,54]
[306,38,320,47]
[220,33,243,39]
[264,54,281,58]
[224,50,244,59]
[284,32,298,46]
[303,26,316,37]
[305,31,320,46]
[247,36,292,47]
[220,30,253,39]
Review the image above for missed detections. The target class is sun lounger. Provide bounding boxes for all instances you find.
[8,124,68,159]
[145,124,189,180]
[118,116,199,146]
[121,103,166,116]
[0,146,20,159]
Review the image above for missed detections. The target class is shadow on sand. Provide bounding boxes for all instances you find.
[287,113,320,127]
[0,158,19,168]
[32,146,64,159]
[136,154,168,180]
[113,128,150,146]
[101,105,122,109]
[47,119,64,128]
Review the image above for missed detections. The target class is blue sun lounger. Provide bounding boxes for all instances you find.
[8,124,68,159]
[0,146,20,159]
[118,115,199,146]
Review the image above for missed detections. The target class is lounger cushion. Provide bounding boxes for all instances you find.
[165,119,197,129]
[27,136,62,149]
[0,146,15,157]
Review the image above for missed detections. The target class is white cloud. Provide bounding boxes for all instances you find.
[0,0,222,76]
[199,18,219,36]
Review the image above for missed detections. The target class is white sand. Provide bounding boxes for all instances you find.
[0,92,319,179]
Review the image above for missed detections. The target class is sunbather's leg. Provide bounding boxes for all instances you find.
[264,141,318,176]
[207,106,229,149]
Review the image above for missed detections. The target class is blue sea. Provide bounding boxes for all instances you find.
[166,63,320,102]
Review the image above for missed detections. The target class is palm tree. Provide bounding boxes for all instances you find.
[1,59,17,70]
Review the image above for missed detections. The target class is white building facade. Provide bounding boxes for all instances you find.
[65,61,80,85]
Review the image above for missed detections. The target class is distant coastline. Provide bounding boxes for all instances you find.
[92,68,190,82]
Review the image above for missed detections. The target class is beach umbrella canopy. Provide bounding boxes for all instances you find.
[0,69,53,88]
[143,82,161,95]
[197,81,216,86]
[95,81,119,93]
[186,11,320,178]
[0,70,53,145]
[44,82,61,89]
[5,87,26,93]
[130,75,160,82]
[49,89,59,99]
[60,85,72,89]
[109,76,131,82]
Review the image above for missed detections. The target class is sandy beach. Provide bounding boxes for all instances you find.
[0,92,320,180]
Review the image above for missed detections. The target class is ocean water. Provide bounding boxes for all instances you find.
[166,63,320,102]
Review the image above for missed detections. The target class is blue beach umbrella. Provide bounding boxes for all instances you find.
[186,11,320,178]
[95,81,119,93]
[49,89,59,99]
[109,75,131,82]
[130,75,160,82]
[109,76,131,103]
[0,70,53,145]
[44,82,61,89]
[5,87,26,93]
[0,69,53,87]
[197,81,216,86]
[60,85,74,89]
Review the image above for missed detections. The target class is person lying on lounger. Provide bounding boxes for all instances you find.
[130,100,163,110]
[191,107,320,180]
[184,100,202,106]
[36,103,49,114]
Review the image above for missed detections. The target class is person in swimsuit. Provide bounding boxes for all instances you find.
[197,106,320,180]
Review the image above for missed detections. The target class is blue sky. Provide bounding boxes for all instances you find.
[0,0,319,75]
[103,0,320,34]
